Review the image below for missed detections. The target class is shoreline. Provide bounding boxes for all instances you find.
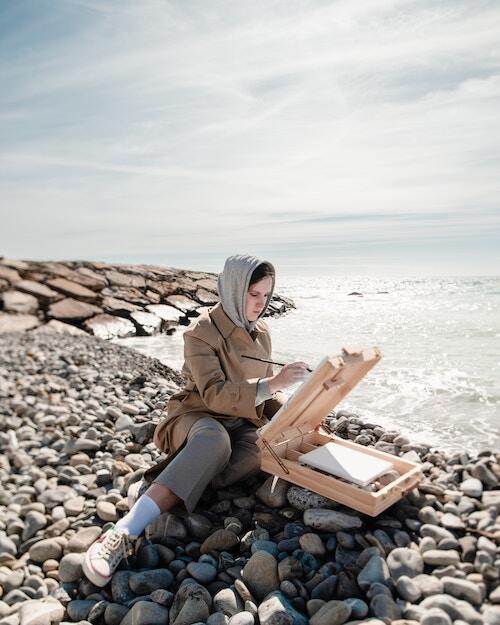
[0,330,498,625]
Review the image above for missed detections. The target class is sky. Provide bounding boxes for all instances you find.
[1,0,499,277]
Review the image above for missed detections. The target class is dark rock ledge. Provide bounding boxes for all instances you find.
[0,257,294,339]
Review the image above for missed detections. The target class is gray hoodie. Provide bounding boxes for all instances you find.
[217,254,276,334]
[216,254,276,413]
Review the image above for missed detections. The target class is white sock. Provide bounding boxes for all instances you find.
[116,494,161,538]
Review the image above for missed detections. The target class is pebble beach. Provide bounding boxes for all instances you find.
[0,259,499,625]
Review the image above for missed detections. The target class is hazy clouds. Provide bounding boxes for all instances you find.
[1,0,499,275]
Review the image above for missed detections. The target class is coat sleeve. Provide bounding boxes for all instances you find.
[184,333,260,419]
[263,390,288,418]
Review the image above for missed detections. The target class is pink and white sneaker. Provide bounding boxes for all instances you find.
[82,524,134,587]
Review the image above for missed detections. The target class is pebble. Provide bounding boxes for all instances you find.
[440,513,465,530]
[370,594,402,622]
[213,588,244,617]
[303,509,362,532]
[298,533,325,557]
[169,582,210,625]
[396,576,422,602]
[120,600,169,625]
[460,479,483,498]
[186,562,218,584]
[422,550,460,566]
[420,607,453,625]
[441,576,483,605]
[129,569,174,594]
[96,501,117,522]
[66,599,97,621]
[286,487,335,511]
[420,594,483,625]
[17,598,65,625]
[228,612,254,625]
[242,551,280,602]
[66,526,102,553]
[201,529,240,554]
[357,555,390,590]
[104,602,129,625]
[58,553,84,583]
[386,548,424,579]
[207,614,230,625]
[258,591,308,625]
[21,512,47,541]
[256,477,289,508]
[309,599,351,625]
[28,538,63,563]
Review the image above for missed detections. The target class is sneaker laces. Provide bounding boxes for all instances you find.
[99,528,132,565]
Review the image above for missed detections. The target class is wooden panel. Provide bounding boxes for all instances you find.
[261,455,378,516]
[300,442,318,453]
[258,348,382,443]
[260,434,422,517]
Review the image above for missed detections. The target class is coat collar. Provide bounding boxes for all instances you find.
[210,301,266,339]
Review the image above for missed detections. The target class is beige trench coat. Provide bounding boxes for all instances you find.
[152,301,287,458]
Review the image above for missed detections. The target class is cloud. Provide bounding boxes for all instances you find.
[0,0,499,274]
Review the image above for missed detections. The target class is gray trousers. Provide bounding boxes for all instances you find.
[152,416,261,513]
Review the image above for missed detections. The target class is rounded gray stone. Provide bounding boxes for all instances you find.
[29,539,63,563]
[387,548,424,580]
[242,551,280,602]
[58,553,84,583]
[120,600,169,625]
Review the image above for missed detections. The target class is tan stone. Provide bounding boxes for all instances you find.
[48,298,102,320]
[129,311,162,335]
[0,313,40,333]
[75,266,108,288]
[101,286,149,305]
[104,270,146,288]
[101,296,141,314]
[145,280,174,298]
[195,288,218,304]
[1,290,39,314]
[16,280,62,302]
[196,277,217,290]
[46,277,98,301]
[0,265,22,284]
[145,304,184,322]
[83,313,136,339]
[0,258,29,270]
[165,294,199,312]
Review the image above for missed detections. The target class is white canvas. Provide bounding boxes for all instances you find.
[299,442,394,486]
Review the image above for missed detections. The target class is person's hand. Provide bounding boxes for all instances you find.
[269,361,310,392]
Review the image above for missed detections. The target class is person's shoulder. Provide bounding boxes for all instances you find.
[255,318,271,334]
[183,307,219,344]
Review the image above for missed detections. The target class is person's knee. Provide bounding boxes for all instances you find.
[190,422,232,466]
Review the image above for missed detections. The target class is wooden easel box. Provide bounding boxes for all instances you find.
[256,347,422,517]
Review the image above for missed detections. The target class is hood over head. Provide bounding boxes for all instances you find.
[217,254,275,334]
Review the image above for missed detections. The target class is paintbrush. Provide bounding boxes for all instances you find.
[242,354,313,373]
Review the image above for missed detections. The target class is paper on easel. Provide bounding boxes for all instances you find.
[299,442,393,487]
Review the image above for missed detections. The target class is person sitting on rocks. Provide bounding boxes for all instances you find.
[82,253,309,587]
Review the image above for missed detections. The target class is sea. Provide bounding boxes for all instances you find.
[114,276,500,455]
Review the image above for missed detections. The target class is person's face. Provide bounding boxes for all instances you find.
[245,276,273,322]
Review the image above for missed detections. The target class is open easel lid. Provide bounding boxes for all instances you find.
[257,347,382,445]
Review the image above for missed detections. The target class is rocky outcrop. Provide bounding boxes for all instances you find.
[0,257,294,339]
